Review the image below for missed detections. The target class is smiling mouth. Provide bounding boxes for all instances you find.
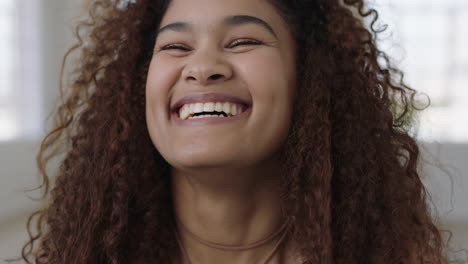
[186,111,229,119]
[176,101,248,120]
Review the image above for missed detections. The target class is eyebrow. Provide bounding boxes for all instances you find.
[157,15,278,38]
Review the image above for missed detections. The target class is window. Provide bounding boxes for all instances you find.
[0,0,42,141]
[374,0,468,142]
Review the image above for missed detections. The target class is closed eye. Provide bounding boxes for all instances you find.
[229,39,263,48]
[160,39,263,51]
[160,44,191,51]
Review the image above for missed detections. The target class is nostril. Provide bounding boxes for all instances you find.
[208,74,224,81]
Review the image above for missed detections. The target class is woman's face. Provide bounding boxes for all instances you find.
[145,0,296,170]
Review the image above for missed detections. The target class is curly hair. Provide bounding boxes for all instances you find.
[14,0,461,263]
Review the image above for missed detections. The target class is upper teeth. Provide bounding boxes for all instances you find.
[179,102,244,120]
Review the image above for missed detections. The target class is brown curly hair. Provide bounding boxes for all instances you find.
[14,0,461,263]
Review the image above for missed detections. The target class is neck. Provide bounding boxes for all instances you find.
[170,160,290,264]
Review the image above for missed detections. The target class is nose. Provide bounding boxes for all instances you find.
[181,50,233,85]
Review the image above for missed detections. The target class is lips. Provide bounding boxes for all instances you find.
[171,106,253,126]
[170,92,252,113]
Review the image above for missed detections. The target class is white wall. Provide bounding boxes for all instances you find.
[421,143,468,223]
[419,143,468,256]
[0,0,83,262]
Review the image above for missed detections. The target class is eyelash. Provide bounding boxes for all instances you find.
[160,39,263,51]
[230,39,264,48]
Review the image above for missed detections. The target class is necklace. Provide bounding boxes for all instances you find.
[174,217,291,264]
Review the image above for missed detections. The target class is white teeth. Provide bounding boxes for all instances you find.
[231,105,238,116]
[203,102,215,112]
[179,104,191,120]
[222,103,230,114]
[215,102,223,112]
[187,114,224,120]
[194,103,203,113]
[179,101,246,120]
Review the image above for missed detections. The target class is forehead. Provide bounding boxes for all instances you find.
[160,0,284,32]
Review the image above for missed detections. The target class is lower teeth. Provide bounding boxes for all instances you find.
[188,114,225,120]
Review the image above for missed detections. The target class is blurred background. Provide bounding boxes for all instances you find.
[0,0,467,262]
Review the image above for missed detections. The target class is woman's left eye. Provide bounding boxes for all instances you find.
[160,44,191,51]
[229,39,263,48]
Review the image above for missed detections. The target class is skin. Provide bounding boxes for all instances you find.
[145,0,298,263]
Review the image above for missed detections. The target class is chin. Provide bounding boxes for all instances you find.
[172,155,238,169]
[168,149,257,170]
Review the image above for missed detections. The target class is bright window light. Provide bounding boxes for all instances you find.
[0,0,42,142]
[374,0,468,143]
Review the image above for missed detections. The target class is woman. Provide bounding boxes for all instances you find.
[19,0,454,263]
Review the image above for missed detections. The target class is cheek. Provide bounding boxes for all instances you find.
[146,57,183,124]
[145,58,181,153]
[237,50,293,97]
[235,50,295,114]
[234,51,295,153]
[146,58,179,102]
